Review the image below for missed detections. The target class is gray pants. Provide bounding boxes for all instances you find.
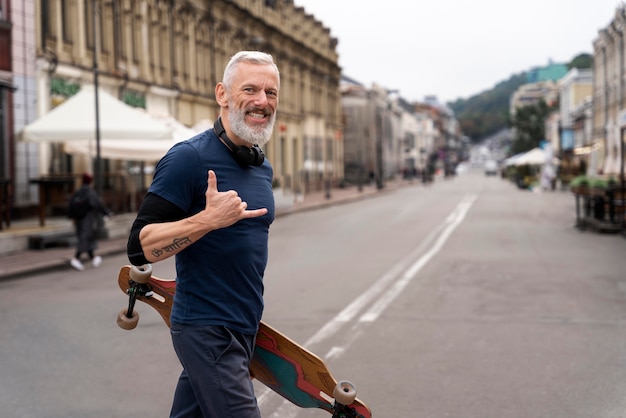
[170,324,260,418]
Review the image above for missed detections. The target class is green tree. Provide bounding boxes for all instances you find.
[447,53,592,144]
[568,53,593,70]
[509,100,551,155]
[449,73,527,143]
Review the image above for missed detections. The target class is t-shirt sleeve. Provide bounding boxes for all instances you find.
[148,143,204,213]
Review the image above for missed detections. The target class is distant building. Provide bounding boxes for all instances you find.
[340,79,446,185]
[557,68,593,176]
[510,62,569,119]
[559,68,593,138]
[340,80,401,187]
[510,81,560,116]
[527,62,569,83]
[414,97,461,176]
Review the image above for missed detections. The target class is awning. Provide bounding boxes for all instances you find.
[514,147,560,166]
[22,85,172,144]
[19,85,200,161]
[62,112,197,161]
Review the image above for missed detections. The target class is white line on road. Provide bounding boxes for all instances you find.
[258,194,477,415]
[304,201,455,348]
[359,194,476,323]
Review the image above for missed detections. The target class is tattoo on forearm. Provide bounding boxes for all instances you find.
[152,237,193,258]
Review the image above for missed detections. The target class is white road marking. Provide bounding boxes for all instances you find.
[359,194,476,322]
[325,346,345,360]
[258,194,477,415]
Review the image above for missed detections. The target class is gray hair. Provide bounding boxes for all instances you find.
[222,51,280,90]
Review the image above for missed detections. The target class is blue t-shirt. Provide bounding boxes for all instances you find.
[148,129,275,334]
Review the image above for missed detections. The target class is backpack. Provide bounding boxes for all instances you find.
[68,188,92,219]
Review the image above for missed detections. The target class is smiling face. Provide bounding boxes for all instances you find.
[216,61,280,147]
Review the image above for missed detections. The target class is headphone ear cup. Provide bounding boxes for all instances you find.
[233,147,251,166]
[232,146,265,167]
[214,117,265,167]
[250,146,265,166]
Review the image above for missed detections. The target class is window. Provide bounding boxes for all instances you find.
[84,0,94,49]
[131,2,142,63]
[100,0,114,54]
[44,0,58,40]
[0,0,7,21]
[0,89,7,178]
[122,90,146,109]
[61,0,73,43]
[326,137,333,162]
[279,136,286,175]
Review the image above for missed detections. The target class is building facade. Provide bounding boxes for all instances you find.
[509,80,560,117]
[593,5,626,178]
[11,0,343,217]
[556,68,593,178]
[340,80,390,187]
[1,0,17,227]
[340,77,455,186]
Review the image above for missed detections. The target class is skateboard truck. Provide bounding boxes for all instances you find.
[117,264,154,330]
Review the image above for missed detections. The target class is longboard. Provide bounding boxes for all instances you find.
[116,264,372,418]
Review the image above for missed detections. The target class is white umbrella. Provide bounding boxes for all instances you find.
[503,152,526,167]
[514,147,560,166]
[62,112,196,161]
[22,85,172,143]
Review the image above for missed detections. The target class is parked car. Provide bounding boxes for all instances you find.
[484,159,498,176]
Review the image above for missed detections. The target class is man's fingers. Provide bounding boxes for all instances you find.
[241,208,268,219]
[204,171,265,220]
[206,170,217,194]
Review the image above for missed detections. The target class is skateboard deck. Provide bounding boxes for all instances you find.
[116,264,372,418]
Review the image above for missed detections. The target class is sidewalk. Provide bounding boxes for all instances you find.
[0,180,403,280]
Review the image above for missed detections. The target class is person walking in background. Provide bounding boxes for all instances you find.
[68,172,112,271]
[126,50,279,417]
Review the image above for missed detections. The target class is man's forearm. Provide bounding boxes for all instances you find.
[139,216,215,263]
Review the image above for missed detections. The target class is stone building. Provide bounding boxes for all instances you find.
[554,68,593,180]
[509,80,560,117]
[341,78,417,188]
[592,5,626,178]
[340,79,389,187]
[0,0,17,228]
[415,97,459,177]
[340,74,453,187]
[10,0,343,218]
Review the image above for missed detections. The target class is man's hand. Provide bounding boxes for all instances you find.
[202,170,268,229]
[138,170,268,263]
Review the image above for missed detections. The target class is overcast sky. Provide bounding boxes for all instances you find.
[293,0,622,104]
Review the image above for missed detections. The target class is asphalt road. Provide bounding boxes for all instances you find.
[2,169,626,418]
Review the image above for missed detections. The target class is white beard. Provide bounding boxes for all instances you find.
[228,104,276,147]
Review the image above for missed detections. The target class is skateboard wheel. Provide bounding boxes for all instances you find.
[117,308,139,330]
[333,380,357,405]
[129,264,152,284]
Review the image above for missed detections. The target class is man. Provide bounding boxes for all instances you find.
[127,51,279,417]
[69,172,112,271]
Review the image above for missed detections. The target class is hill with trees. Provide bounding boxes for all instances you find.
[448,53,594,145]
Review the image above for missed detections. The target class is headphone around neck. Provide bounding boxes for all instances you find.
[213,117,265,167]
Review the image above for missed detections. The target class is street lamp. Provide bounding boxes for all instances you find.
[618,109,626,236]
[92,0,102,197]
[617,23,625,237]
